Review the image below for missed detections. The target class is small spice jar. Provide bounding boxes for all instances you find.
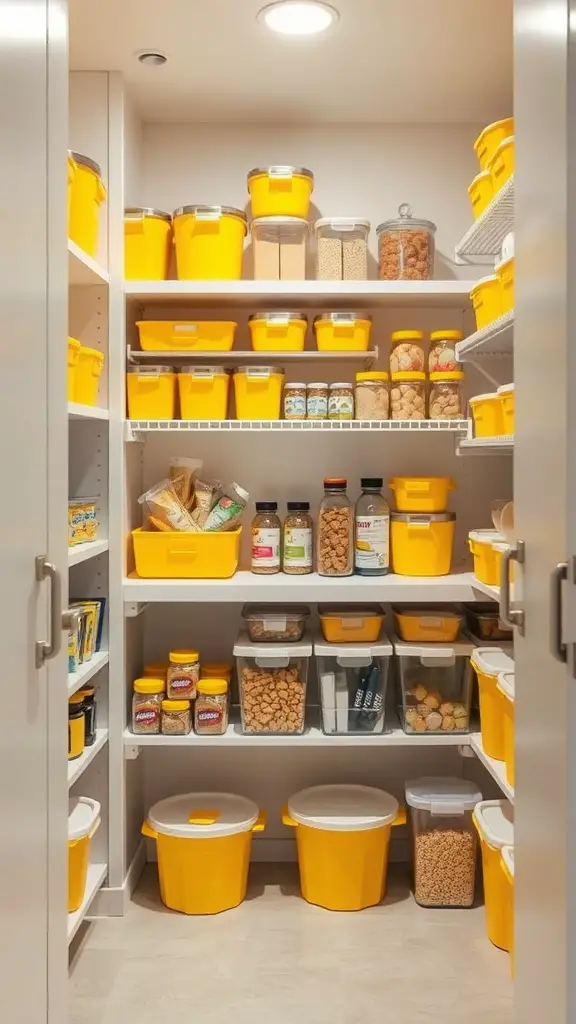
[390,330,425,373]
[77,685,97,746]
[251,501,281,574]
[428,330,463,373]
[132,677,165,735]
[284,382,307,420]
[329,382,354,420]
[167,650,200,700]
[429,371,464,420]
[161,699,192,735]
[195,678,230,735]
[355,372,390,420]
[283,501,313,574]
[390,372,426,420]
[307,382,328,420]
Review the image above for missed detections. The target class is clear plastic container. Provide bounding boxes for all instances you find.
[354,478,390,576]
[328,383,354,420]
[428,330,462,373]
[429,372,464,420]
[463,603,513,642]
[318,605,385,644]
[377,204,436,281]
[241,604,310,642]
[390,330,425,373]
[390,373,426,420]
[317,478,354,577]
[315,635,393,735]
[234,631,311,734]
[314,218,370,280]
[406,777,483,908]
[392,633,475,735]
[251,216,308,280]
[354,372,389,420]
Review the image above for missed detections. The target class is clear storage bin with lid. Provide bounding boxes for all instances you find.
[234,631,311,735]
[248,311,307,352]
[242,604,310,642]
[473,800,514,949]
[463,603,512,642]
[355,372,389,420]
[247,166,314,219]
[390,372,426,420]
[392,633,474,734]
[315,635,393,735]
[314,218,370,280]
[124,207,172,280]
[377,204,436,280]
[172,205,247,281]
[314,312,372,352]
[127,365,176,420]
[405,777,482,908]
[390,330,425,373]
[429,371,464,420]
[251,217,308,280]
[428,330,462,373]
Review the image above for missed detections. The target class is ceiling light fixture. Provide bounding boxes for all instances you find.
[258,1,338,36]
[135,50,168,66]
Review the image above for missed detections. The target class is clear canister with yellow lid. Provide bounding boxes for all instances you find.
[247,166,314,219]
[355,372,389,420]
[172,205,247,281]
[390,330,425,373]
[201,662,233,682]
[390,372,426,420]
[161,699,192,736]
[167,649,200,701]
[124,207,172,280]
[195,678,230,735]
[428,330,463,373]
[132,677,165,735]
[429,371,465,420]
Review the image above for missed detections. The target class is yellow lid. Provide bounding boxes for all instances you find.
[429,371,464,381]
[391,330,424,342]
[169,649,199,664]
[356,371,390,381]
[197,678,228,696]
[391,371,426,381]
[144,661,168,676]
[162,699,191,711]
[134,677,165,693]
[201,662,232,677]
[69,692,85,705]
[77,686,95,698]
[68,336,81,350]
[79,346,104,365]
[429,330,463,342]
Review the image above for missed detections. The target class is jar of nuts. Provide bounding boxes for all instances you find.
[390,330,425,373]
[283,383,307,420]
[314,218,370,280]
[234,633,311,735]
[161,699,192,736]
[195,678,229,735]
[429,371,464,420]
[390,372,426,420]
[328,383,354,420]
[307,382,328,420]
[251,502,281,574]
[376,204,436,281]
[355,372,389,420]
[317,478,353,577]
[428,330,463,373]
[132,677,164,735]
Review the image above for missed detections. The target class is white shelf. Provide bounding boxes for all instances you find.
[68,240,110,286]
[455,176,514,261]
[67,862,107,943]
[124,279,475,309]
[68,539,109,567]
[126,418,471,439]
[68,402,109,421]
[124,723,473,749]
[471,733,514,802]
[458,435,514,455]
[456,311,514,360]
[68,729,108,788]
[128,347,380,367]
[470,578,501,601]
[68,650,109,697]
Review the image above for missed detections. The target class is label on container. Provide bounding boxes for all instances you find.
[284,393,306,419]
[329,393,354,420]
[133,705,161,730]
[284,527,313,569]
[174,324,198,333]
[355,514,390,571]
[263,617,288,632]
[269,167,293,179]
[307,393,328,419]
[246,368,271,380]
[251,527,280,569]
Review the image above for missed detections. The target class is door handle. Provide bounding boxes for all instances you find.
[551,562,568,663]
[35,556,80,668]
[499,541,525,634]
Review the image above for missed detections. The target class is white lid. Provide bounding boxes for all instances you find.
[474,799,514,848]
[288,784,399,832]
[497,670,515,701]
[471,647,515,677]
[390,630,475,659]
[406,777,482,815]
[497,383,515,395]
[469,529,504,544]
[502,844,515,877]
[308,382,328,389]
[501,231,515,261]
[493,541,512,553]
[251,215,309,227]
[314,217,371,231]
[314,631,392,660]
[469,392,499,403]
[285,382,307,389]
[329,382,353,389]
[147,792,259,839]
[68,796,101,841]
[233,629,312,660]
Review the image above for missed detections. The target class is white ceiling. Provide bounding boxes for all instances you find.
[69,0,513,124]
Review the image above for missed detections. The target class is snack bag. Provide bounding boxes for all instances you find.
[138,479,199,532]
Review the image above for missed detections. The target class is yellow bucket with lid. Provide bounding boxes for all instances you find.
[501,846,515,974]
[67,337,81,402]
[389,476,454,513]
[473,800,514,951]
[474,118,514,170]
[470,275,503,332]
[74,346,104,406]
[233,365,284,420]
[470,392,504,438]
[142,792,266,914]
[468,170,494,220]
[390,512,455,576]
[470,647,514,760]
[68,151,107,258]
[498,671,515,788]
[249,312,307,351]
[124,208,172,280]
[248,166,314,219]
[178,368,230,420]
[127,366,176,420]
[172,205,247,280]
[314,313,372,352]
[68,797,101,913]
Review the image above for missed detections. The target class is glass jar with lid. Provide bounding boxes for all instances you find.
[132,677,165,735]
[283,502,313,575]
[283,383,307,420]
[317,478,354,577]
[251,502,281,574]
[307,382,328,420]
[328,383,354,420]
[390,330,425,373]
[390,372,426,420]
[428,330,463,373]
[355,478,390,577]
[314,218,370,280]
[429,371,465,420]
[376,204,436,280]
[355,372,389,420]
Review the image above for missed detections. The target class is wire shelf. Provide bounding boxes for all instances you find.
[455,177,514,261]
[126,418,471,439]
[456,311,514,360]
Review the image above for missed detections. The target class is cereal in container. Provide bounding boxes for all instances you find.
[377,204,436,281]
[355,372,389,420]
[234,632,311,735]
[390,372,426,420]
[251,502,281,574]
[307,382,328,420]
[390,331,425,373]
[161,699,192,735]
[284,383,307,420]
[283,502,313,575]
[314,218,370,280]
[428,330,462,374]
[195,678,229,735]
[167,650,200,701]
[328,382,354,420]
[132,677,164,735]
[317,478,354,577]
[429,372,464,420]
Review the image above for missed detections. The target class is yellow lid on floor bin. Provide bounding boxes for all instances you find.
[470,647,514,761]
[474,800,514,951]
[68,797,101,913]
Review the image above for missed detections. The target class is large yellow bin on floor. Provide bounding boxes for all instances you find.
[470,647,514,760]
[124,207,172,280]
[142,792,266,915]
[473,800,514,951]
[68,151,107,258]
[172,205,247,280]
[283,784,406,911]
[68,796,101,913]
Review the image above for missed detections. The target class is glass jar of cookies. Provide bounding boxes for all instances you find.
[429,371,464,420]
[390,372,426,420]
[376,204,436,281]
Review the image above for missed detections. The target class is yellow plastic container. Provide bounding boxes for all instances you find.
[172,205,247,281]
[390,512,455,577]
[67,337,81,402]
[124,208,172,280]
[68,697,85,761]
[498,383,515,435]
[233,366,284,420]
[74,347,104,406]
[498,670,515,788]
[469,392,505,438]
[318,605,385,644]
[68,797,101,913]
[132,526,242,579]
[474,118,514,170]
[283,784,406,911]
[314,313,372,352]
[468,529,505,586]
[136,320,237,353]
[473,800,514,951]
[127,366,176,420]
[201,662,233,682]
[471,647,515,760]
[489,136,515,194]
[144,661,168,678]
[178,368,230,420]
[249,312,307,351]
[68,151,107,258]
[392,605,463,643]
[468,170,494,220]
[470,274,503,332]
[142,793,266,915]
[501,846,515,974]
[248,166,314,219]
[496,255,515,313]
[389,476,454,513]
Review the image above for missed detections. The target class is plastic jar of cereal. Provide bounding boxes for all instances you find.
[251,502,281,574]
[390,372,426,420]
[195,678,230,735]
[329,382,354,420]
[132,677,164,735]
[355,372,389,420]
[284,382,307,420]
[428,330,462,373]
[161,699,192,736]
[307,382,328,420]
[429,371,464,420]
[317,478,353,577]
[390,331,425,373]
[377,204,436,281]
[167,650,200,701]
[283,501,313,575]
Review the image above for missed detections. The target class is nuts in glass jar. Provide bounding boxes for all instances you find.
[283,383,306,421]
[167,649,200,701]
[132,677,164,735]
[390,372,426,420]
[195,678,229,735]
[161,699,192,735]
[328,382,354,420]
[428,330,462,373]
[355,372,389,420]
[390,330,425,373]
[429,372,464,420]
[377,204,436,281]
[307,382,328,420]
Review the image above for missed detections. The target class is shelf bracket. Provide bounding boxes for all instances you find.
[124,744,141,761]
[458,744,476,759]
[124,601,148,618]
[124,422,144,443]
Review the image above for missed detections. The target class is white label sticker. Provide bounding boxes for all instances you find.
[262,617,288,632]
[355,514,390,571]
[283,527,313,569]
[269,167,293,179]
[195,208,221,221]
[174,324,198,334]
[266,316,290,326]
[191,371,215,380]
[247,369,271,380]
[251,527,280,569]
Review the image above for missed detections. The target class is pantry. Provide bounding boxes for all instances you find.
[2,1,575,1023]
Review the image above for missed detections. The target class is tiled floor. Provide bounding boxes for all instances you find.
[69,864,513,1024]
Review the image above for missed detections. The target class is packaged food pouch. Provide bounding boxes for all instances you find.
[169,457,203,508]
[203,482,249,532]
[191,478,221,528]
[138,479,199,532]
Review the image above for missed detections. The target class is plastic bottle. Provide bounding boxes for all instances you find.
[354,478,390,576]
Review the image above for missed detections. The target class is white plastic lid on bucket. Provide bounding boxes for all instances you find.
[288,784,399,832]
[471,647,515,677]
[498,670,515,702]
[474,799,514,848]
[147,792,259,839]
[502,845,514,877]
[68,796,101,841]
[406,777,482,816]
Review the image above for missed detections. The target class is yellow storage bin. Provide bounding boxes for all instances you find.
[471,647,514,760]
[74,347,104,406]
[390,512,455,577]
[473,800,514,951]
[469,529,505,586]
[144,661,168,678]
[314,312,372,352]
[132,526,242,579]
[249,312,307,351]
[201,662,233,682]
[389,476,454,513]
[127,366,176,420]
[248,165,314,219]
[470,392,504,438]
[233,365,284,420]
[172,205,247,281]
[283,784,406,911]
[68,151,107,258]
[124,207,172,280]
[496,255,514,314]
[136,320,237,353]
[498,383,515,435]
[468,170,494,220]
[67,337,80,402]
[318,604,385,644]
[178,368,230,421]
[142,793,266,915]
[68,797,101,913]
[474,118,514,170]
[392,604,463,643]
[489,136,515,194]
[498,670,515,788]
[501,846,515,974]
[470,274,503,332]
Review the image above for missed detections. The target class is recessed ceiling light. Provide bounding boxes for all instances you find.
[258,1,338,36]
[135,50,168,66]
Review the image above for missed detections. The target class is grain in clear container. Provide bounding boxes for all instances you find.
[307,382,328,420]
[429,371,464,420]
[317,478,353,577]
[167,649,200,700]
[195,678,229,735]
[161,699,192,735]
[251,501,281,574]
[314,218,370,280]
[284,382,307,420]
[328,382,354,420]
[132,677,164,735]
[283,501,313,574]
[390,372,426,420]
[355,372,389,420]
